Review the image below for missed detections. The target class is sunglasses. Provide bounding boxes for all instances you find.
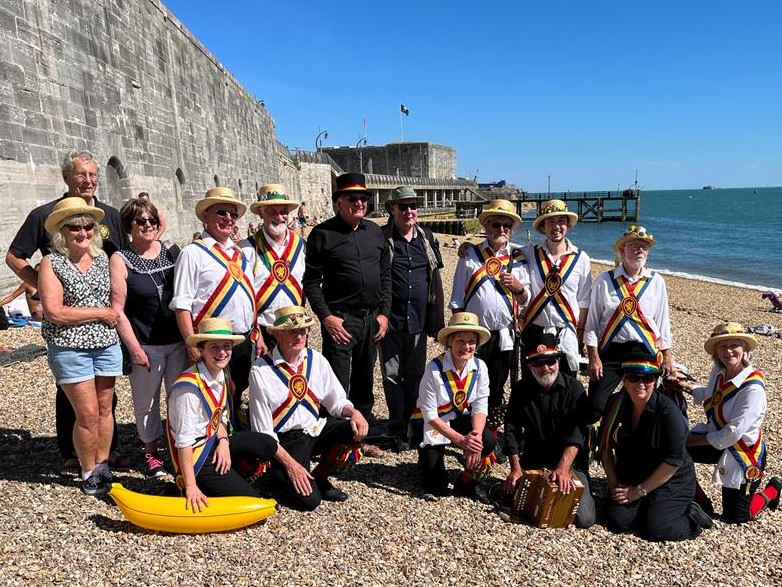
[396,202,418,211]
[529,356,558,367]
[346,194,370,203]
[134,217,159,227]
[213,209,239,220]
[626,373,657,384]
[491,221,513,230]
[65,223,95,233]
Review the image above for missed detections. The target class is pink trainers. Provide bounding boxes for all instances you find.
[144,453,166,479]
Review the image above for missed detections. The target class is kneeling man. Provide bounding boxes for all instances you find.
[249,306,368,510]
[503,332,596,528]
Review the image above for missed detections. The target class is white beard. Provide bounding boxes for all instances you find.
[265,221,287,238]
[532,369,558,388]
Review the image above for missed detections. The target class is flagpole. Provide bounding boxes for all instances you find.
[399,109,404,143]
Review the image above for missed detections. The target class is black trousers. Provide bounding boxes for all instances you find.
[270,418,356,511]
[56,385,119,460]
[227,332,254,414]
[380,330,428,440]
[476,330,513,409]
[688,443,763,524]
[321,311,378,420]
[195,431,277,498]
[413,414,496,494]
[586,341,649,424]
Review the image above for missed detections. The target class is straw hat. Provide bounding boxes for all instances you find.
[185,317,245,346]
[704,322,757,355]
[250,183,299,215]
[524,331,564,362]
[195,187,247,222]
[384,185,419,213]
[267,306,316,332]
[614,224,655,254]
[44,197,105,234]
[620,351,662,375]
[477,199,522,230]
[436,312,491,347]
[532,199,579,234]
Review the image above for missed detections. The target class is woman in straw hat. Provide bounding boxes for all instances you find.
[411,312,495,501]
[166,318,278,512]
[38,197,122,495]
[599,352,709,541]
[685,322,780,523]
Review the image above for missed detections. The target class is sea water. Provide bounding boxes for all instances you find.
[514,187,782,291]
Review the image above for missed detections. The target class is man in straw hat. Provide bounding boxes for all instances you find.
[247,183,306,355]
[172,186,259,416]
[583,225,674,423]
[249,306,369,510]
[450,199,528,437]
[519,199,592,377]
[380,186,445,447]
[6,149,128,474]
[303,172,391,437]
[502,331,596,528]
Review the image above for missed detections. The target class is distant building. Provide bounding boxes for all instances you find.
[322,142,456,180]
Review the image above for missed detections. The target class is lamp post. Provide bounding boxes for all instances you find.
[315,130,328,152]
[356,137,367,173]
[547,175,551,197]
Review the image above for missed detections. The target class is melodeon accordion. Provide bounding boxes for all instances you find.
[512,469,583,529]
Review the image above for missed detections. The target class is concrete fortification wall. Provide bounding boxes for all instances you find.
[0,0,326,291]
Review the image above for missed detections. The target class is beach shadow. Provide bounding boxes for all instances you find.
[0,343,46,367]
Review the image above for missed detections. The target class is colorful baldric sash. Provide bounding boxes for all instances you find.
[253,230,305,312]
[704,370,766,484]
[411,353,478,421]
[598,271,659,355]
[191,240,257,328]
[599,391,626,456]
[167,366,233,491]
[464,244,524,321]
[521,246,581,334]
[262,349,320,433]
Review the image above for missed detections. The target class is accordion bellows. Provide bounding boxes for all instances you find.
[512,469,583,528]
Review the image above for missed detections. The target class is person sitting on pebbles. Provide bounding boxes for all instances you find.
[411,312,495,501]
[684,322,781,523]
[248,306,368,511]
[166,318,278,512]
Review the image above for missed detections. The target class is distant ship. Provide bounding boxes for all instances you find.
[702,185,715,190]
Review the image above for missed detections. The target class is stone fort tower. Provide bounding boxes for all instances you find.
[0,0,332,291]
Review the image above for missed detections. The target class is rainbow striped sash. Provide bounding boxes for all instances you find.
[598,272,659,355]
[464,244,523,317]
[262,349,321,433]
[599,391,626,455]
[704,371,766,481]
[191,240,256,327]
[167,366,233,491]
[521,246,580,333]
[253,231,305,312]
[411,354,478,420]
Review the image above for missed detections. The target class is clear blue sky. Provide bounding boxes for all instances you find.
[162,1,781,192]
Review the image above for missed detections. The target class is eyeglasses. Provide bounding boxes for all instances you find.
[625,242,650,252]
[491,221,513,230]
[134,217,159,227]
[529,356,558,367]
[65,223,95,233]
[396,202,418,211]
[626,373,657,384]
[213,209,239,220]
[346,194,370,203]
[73,172,99,181]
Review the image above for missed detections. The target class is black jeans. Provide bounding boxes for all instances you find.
[380,330,428,440]
[475,330,513,409]
[194,431,277,498]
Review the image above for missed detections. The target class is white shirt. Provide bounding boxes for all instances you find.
[242,229,306,328]
[450,239,525,347]
[691,365,767,489]
[171,232,258,333]
[584,265,672,351]
[520,241,592,371]
[248,345,353,440]
[168,363,230,449]
[416,352,490,447]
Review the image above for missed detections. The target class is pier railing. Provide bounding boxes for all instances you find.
[521,189,640,222]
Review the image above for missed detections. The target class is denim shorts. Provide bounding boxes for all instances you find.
[47,342,123,385]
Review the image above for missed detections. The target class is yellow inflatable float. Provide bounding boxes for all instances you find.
[109,483,278,534]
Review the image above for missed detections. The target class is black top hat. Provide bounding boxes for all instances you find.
[333,172,368,201]
[523,331,563,362]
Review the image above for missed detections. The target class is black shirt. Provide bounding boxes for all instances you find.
[9,193,128,259]
[504,371,588,470]
[303,215,391,320]
[601,389,692,486]
[387,225,429,334]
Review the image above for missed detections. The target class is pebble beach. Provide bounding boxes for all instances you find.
[1,236,781,587]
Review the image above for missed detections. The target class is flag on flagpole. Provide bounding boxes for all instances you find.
[400,104,410,116]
